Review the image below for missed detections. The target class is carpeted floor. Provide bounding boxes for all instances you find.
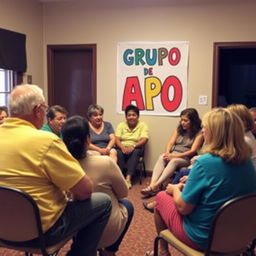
[0,176,182,256]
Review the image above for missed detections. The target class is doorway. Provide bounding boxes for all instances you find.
[212,42,256,108]
[47,44,96,117]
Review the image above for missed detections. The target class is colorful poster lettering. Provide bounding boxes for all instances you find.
[117,41,189,116]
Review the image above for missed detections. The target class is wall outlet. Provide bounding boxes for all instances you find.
[198,95,208,105]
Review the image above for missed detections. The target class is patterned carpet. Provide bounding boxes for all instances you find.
[0,177,182,256]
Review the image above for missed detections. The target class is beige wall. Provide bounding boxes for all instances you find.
[0,0,43,86]
[2,0,256,170]
[42,0,256,170]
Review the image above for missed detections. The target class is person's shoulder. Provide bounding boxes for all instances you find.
[104,121,114,128]
[41,123,50,131]
[33,128,60,141]
[85,154,116,171]
[117,121,126,128]
[196,153,221,165]
[138,120,148,127]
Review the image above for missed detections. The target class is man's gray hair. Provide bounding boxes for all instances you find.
[9,84,45,116]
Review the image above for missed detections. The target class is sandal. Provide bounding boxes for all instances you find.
[143,201,155,213]
[145,250,170,256]
[141,186,156,196]
[141,186,160,196]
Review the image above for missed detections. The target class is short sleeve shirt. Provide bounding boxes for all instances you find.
[0,118,85,232]
[181,153,256,249]
[115,121,149,147]
[90,121,114,148]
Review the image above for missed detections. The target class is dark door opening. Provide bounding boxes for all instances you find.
[212,42,256,108]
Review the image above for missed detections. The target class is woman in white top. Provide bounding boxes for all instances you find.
[228,104,256,169]
[62,116,134,256]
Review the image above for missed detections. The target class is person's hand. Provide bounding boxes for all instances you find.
[179,175,188,184]
[121,146,133,154]
[190,155,200,165]
[124,146,134,154]
[163,153,171,162]
[166,183,184,195]
[99,148,109,155]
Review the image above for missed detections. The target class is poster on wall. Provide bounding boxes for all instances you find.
[117,41,189,116]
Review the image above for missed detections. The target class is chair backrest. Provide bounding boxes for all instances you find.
[206,193,256,255]
[0,186,43,242]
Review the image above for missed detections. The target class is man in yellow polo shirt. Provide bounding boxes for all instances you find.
[0,84,111,256]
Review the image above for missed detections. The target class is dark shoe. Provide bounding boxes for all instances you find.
[143,201,155,213]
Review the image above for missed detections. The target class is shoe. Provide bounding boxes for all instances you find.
[145,250,170,256]
[126,180,132,189]
[143,201,155,213]
[141,186,160,196]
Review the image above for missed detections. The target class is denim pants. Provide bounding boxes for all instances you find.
[105,198,134,252]
[116,147,144,176]
[44,192,112,256]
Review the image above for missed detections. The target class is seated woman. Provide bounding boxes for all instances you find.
[154,108,256,255]
[115,104,149,188]
[141,108,203,196]
[62,116,134,256]
[0,106,8,125]
[87,104,117,162]
[228,104,256,168]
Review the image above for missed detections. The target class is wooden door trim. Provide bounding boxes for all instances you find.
[47,44,96,105]
[212,42,256,107]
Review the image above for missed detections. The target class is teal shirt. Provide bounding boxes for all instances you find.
[41,123,62,138]
[182,153,256,249]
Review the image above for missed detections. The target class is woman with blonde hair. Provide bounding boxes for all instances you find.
[227,104,256,168]
[153,108,256,255]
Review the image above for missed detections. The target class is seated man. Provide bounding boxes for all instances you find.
[41,104,68,137]
[115,104,149,189]
[0,84,111,256]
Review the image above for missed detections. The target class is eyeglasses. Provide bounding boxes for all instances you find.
[35,103,49,112]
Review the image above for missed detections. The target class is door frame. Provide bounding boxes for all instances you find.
[212,42,256,107]
[47,44,97,105]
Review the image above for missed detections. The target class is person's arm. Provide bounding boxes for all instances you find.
[69,175,93,201]
[88,143,104,153]
[165,129,178,154]
[168,133,204,159]
[107,133,116,150]
[166,183,195,215]
[108,160,129,198]
[133,137,148,148]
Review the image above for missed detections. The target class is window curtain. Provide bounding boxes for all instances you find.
[0,28,27,72]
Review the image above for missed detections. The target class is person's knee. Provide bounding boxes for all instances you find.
[91,192,112,215]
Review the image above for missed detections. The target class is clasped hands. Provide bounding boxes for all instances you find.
[165,183,184,195]
[121,146,135,154]
[163,152,175,162]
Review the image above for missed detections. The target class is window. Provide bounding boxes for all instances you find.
[0,69,13,106]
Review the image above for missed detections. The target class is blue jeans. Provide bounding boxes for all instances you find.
[172,168,190,184]
[105,199,134,252]
[45,192,112,256]
[116,147,144,177]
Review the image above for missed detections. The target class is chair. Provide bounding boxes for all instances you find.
[153,193,256,256]
[137,149,147,184]
[0,186,76,256]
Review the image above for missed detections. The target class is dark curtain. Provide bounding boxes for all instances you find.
[0,28,27,72]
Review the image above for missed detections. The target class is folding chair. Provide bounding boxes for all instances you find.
[154,193,256,256]
[0,186,76,256]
